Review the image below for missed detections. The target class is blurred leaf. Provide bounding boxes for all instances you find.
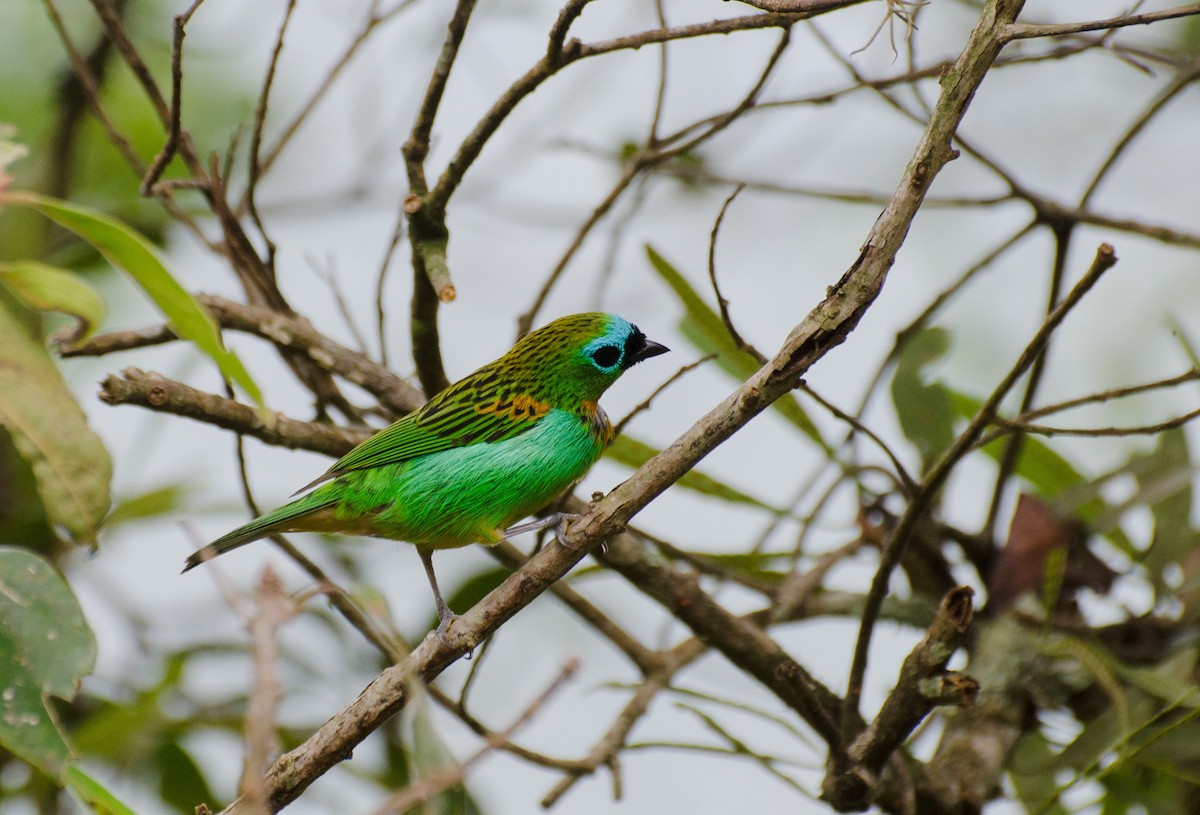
[0,260,106,345]
[1009,730,1069,815]
[153,742,216,813]
[645,245,828,450]
[64,764,139,815]
[1169,316,1199,369]
[104,483,189,528]
[0,125,29,181]
[402,690,481,815]
[1137,428,1197,590]
[890,327,956,471]
[1100,761,1186,815]
[1040,634,1130,735]
[0,427,55,552]
[0,547,96,778]
[2,192,262,406]
[606,434,786,514]
[0,297,111,545]
[989,495,1115,614]
[1179,14,1200,56]
[72,656,184,761]
[1116,647,1200,709]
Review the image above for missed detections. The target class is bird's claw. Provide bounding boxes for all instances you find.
[434,611,473,658]
[551,513,582,550]
[502,512,582,548]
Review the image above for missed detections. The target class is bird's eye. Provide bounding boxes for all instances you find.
[589,344,621,369]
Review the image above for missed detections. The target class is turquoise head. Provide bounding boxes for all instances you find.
[502,313,669,404]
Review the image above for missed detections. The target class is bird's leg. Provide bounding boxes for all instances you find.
[418,549,459,645]
[503,512,583,549]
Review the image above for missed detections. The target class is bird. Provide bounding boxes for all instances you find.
[184,312,668,636]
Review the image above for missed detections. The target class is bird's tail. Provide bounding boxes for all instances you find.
[182,492,336,573]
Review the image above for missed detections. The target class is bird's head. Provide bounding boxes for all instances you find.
[509,313,669,402]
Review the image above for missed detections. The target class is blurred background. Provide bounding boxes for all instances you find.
[1,0,1199,813]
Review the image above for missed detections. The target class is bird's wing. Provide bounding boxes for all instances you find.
[294,369,553,493]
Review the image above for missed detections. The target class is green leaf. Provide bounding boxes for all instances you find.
[3,192,262,406]
[64,764,139,815]
[606,434,787,514]
[1116,647,1200,708]
[1100,762,1185,815]
[0,261,106,345]
[1137,428,1197,588]
[890,327,956,471]
[402,690,481,815]
[71,657,184,761]
[0,548,96,778]
[0,298,111,545]
[1008,730,1070,815]
[103,483,190,528]
[1169,315,1200,369]
[645,245,828,450]
[153,742,216,813]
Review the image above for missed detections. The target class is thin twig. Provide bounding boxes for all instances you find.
[1021,369,1200,422]
[708,184,767,364]
[798,383,916,495]
[242,0,298,267]
[1001,4,1200,41]
[612,355,715,438]
[141,0,207,196]
[255,0,421,179]
[983,406,1200,441]
[369,660,580,815]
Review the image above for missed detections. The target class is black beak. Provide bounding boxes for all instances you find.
[626,337,670,367]
[635,339,669,362]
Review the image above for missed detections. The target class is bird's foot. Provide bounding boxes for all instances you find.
[434,610,473,657]
[503,512,582,549]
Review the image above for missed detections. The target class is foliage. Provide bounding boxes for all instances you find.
[1,1,1199,814]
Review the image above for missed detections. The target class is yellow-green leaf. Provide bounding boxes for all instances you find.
[0,261,106,345]
[65,764,140,815]
[0,299,110,545]
[3,191,262,405]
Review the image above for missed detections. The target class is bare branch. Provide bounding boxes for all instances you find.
[70,295,424,415]
[238,569,296,815]
[98,368,370,457]
[1001,4,1200,41]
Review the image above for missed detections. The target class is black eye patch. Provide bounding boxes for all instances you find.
[590,344,621,368]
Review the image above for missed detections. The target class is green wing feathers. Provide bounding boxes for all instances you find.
[182,492,336,572]
[296,367,554,493]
